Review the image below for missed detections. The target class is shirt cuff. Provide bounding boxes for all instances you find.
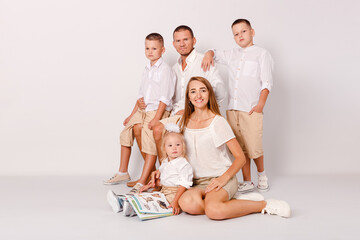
[261,83,272,92]
[159,96,171,106]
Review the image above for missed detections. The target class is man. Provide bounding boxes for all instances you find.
[128,25,226,187]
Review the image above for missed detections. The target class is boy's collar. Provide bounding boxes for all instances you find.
[146,57,163,69]
[239,44,256,52]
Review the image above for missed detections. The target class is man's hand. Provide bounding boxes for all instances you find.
[175,110,185,116]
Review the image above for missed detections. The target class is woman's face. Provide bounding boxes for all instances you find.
[188,80,209,110]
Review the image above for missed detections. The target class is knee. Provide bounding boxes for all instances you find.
[152,123,163,140]
[133,124,142,137]
[179,194,204,215]
[205,202,226,220]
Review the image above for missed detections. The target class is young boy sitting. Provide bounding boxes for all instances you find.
[202,19,274,193]
[104,33,176,194]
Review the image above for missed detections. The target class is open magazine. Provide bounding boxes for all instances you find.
[120,192,173,221]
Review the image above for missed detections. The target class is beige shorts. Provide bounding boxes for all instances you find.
[192,176,238,200]
[226,110,263,159]
[159,114,182,125]
[120,109,170,155]
[160,186,178,203]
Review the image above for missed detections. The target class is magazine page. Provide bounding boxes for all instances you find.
[127,192,173,214]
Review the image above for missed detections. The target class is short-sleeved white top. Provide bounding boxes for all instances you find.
[159,157,193,189]
[184,115,235,179]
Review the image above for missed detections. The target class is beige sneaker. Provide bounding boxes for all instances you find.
[128,183,143,195]
[103,173,130,185]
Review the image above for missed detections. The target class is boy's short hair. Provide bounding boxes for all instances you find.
[145,33,164,46]
[231,19,252,28]
[173,25,194,38]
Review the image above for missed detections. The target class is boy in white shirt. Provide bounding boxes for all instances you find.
[202,19,274,193]
[104,33,176,194]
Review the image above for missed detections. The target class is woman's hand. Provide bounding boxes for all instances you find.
[168,200,182,215]
[205,174,231,193]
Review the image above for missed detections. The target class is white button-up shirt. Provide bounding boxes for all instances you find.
[137,58,176,112]
[159,157,193,189]
[214,45,274,112]
[172,50,226,115]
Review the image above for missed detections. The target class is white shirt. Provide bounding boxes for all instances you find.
[214,45,274,112]
[172,50,226,115]
[184,115,235,179]
[137,58,176,112]
[159,157,193,189]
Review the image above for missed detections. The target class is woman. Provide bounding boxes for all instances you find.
[177,76,290,220]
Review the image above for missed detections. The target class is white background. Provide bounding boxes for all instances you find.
[1,0,359,177]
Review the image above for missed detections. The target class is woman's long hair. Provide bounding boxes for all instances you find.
[179,76,220,133]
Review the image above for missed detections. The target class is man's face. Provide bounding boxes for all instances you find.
[173,30,196,56]
[232,22,254,48]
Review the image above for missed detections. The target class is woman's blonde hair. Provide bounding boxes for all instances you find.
[160,131,187,162]
[179,76,221,132]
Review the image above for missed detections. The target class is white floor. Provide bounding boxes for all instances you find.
[1,175,359,240]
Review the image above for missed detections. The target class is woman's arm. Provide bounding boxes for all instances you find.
[205,138,246,193]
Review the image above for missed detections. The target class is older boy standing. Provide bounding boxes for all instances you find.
[202,19,273,193]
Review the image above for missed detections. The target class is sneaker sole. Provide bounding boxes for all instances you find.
[257,186,270,193]
[103,178,131,185]
[107,190,121,213]
[237,187,255,194]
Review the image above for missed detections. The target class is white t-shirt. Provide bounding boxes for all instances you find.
[184,115,235,179]
[214,45,274,112]
[159,156,193,189]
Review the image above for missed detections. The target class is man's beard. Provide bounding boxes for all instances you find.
[180,48,194,57]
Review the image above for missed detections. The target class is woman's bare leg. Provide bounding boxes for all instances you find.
[179,188,206,215]
[204,189,266,220]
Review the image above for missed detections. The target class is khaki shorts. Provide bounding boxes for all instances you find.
[120,109,170,155]
[159,114,182,125]
[160,186,178,203]
[192,176,238,200]
[226,110,263,159]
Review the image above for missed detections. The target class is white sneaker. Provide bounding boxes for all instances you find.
[234,192,265,201]
[107,190,123,213]
[262,199,291,218]
[257,174,270,192]
[123,200,136,217]
[238,182,255,193]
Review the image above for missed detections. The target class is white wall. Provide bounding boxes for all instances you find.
[1,0,359,176]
